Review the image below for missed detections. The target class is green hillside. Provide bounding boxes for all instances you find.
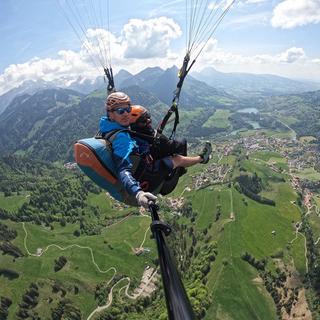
[1,86,320,319]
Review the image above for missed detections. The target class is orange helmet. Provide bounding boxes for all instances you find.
[130,105,147,122]
[130,105,152,128]
[106,91,131,111]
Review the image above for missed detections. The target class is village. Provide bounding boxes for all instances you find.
[65,130,320,219]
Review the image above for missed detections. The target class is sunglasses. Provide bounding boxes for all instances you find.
[111,106,132,115]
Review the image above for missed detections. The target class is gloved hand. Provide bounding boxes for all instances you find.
[136,191,157,208]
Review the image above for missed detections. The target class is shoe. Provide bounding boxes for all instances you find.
[199,141,212,164]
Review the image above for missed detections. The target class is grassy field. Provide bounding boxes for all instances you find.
[0,192,29,211]
[289,233,307,275]
[278,115,298,126]
[296,167,320,181]
[251,151,284,162]
[172,152,305,320]
[314,194,320,208]
[86,191,125,218]
[250,151,291,174]
[203,109,231,129]
[240,129,294,139]
[309,211,320,241]
[201,187,279,319]
[0,148,310,319]
[1,215,156,319]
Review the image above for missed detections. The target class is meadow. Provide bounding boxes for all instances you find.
[203,109,232,129]
[0,149,312,319]
[0,211,156,319]
[175,151,306,320]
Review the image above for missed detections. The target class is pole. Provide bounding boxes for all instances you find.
[149,203,195,320]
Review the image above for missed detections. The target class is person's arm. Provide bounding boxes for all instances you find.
[112,133,157,207]
[112,132,141,196]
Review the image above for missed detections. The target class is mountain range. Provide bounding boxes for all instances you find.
[1,64,320,162]
[2,66,319,115]
[192,67,320,98]
[0,86,170,161]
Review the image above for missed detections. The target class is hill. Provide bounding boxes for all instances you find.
[259,90,320,139]
[0,79,55,115]
[119,66,237,109]
[2,84,320,162]
[0,73,243,161]
[0,86,171,161]
[192,67,320,98]
[1,133,320,319]
[0,88,85,160]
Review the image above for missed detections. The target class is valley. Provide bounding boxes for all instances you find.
[1,123,320,319]
[0,73,319,319]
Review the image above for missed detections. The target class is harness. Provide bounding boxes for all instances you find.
[94,128,144,177]
[96,128,167,191]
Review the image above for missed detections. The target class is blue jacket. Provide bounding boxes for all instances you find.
[99,116,143,196]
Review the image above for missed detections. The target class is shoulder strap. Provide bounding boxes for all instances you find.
[95,129,128,149]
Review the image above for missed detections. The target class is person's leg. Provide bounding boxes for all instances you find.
[171,141,212,169]
[171,154,202,169]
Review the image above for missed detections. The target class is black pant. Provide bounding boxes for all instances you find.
[150,134,187,159]
[149,135,187,195]
[132,131,188,195]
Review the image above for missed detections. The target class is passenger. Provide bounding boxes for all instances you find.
[129,104,189,195]
[99,92,212,208]
[130,105,187,160]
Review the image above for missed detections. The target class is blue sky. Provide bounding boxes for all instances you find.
[0,0,320,94]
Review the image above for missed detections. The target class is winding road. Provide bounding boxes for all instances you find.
[22,221,156,320]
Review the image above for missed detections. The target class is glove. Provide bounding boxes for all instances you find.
[136,191,157,208]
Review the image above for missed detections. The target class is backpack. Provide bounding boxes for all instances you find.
[74,130,141,206]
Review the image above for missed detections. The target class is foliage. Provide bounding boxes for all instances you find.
[0,241,24,258]
[0,296,12,320]
[94,273,126,306]
[262,90,320,139]
[51,298,82,320]
[0,221,17,241]
[234,173,275,206]
[16,283,40,319]
[0,155,60,193]
[165,206,216,319]
[0,268,19,280]
[54,256,68,272]
[241,252,266,271]
[300,215,320,315]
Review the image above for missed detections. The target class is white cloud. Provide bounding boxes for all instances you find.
[195,40,319,80]
[198,39,307,66]
[1,12,319,96]
[0,17,183,95]
[122,17,181,59]
[271,0,320,29]
[0,51,97,95]
[279,47,305,63]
